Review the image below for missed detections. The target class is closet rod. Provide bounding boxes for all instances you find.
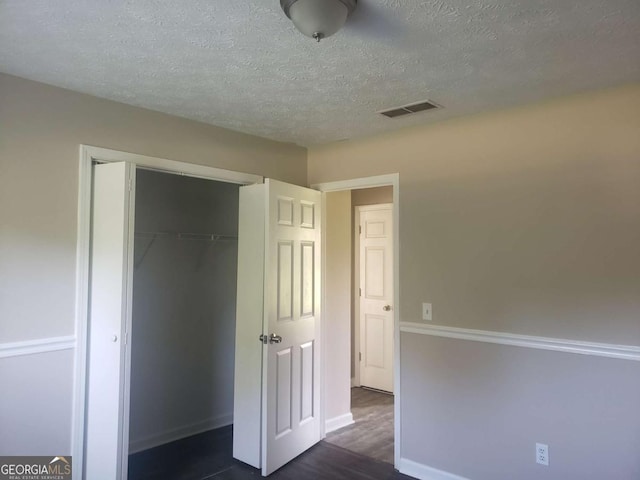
[135,231,238,241]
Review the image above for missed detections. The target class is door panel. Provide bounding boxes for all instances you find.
[277,241,294,321]
[364,314,386,368]
[277,197,294,225]
[275,348,293,437]
[299,341,314,422]
[365,247,385,298]
[300,242,315,317]
[263,179,321,475]
[85,162,135,480]
[359,204,394,393]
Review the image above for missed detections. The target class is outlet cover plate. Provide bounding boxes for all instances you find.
[536,443,549,466]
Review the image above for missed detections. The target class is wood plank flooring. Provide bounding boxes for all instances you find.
[128,424,410,479]
[324,387,395,464]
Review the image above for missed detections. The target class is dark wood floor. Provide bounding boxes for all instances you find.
[129,425,411,479]
[325,387,395,464]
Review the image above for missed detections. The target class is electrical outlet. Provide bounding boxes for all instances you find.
[422,303,432,321]
[536,443,549,466]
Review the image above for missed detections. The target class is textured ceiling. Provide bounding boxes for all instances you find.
[1,0,639,146]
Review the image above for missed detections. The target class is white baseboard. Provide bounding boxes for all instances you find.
[399,458,469,480]
[129,412,233,454]
[325,412,354,434]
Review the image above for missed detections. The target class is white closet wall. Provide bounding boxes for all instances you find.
[129,170,239,453]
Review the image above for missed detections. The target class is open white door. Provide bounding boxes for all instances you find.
[263,179,321,475]
[233,179,321,476]
[358,204,394,393]
[85,162,135,479]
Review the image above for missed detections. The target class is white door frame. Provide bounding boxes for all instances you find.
[72,145,262,479]
[353,207,362,388]
[312,174,400,468]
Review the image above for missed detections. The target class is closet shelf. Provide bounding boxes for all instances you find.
[135,231,238,241]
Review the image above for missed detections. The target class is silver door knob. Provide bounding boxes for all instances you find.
[269,334,283,344]
[383,305,392,311]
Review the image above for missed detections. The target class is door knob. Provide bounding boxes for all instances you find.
[259,334,283,344]
[383,305,392,311]
[269,333,283,344]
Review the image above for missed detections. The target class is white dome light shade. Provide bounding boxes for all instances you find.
[281,0,357,41]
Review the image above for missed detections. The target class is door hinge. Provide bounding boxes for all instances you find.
[359,287,361,297]
[359,225,362,235]
[359,352,362,362]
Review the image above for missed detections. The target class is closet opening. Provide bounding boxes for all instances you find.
[126,168,240,479]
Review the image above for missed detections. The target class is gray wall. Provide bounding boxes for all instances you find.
[401,333,640,480]
[129,170,238,451]
[0,73,305,456]
[309,85,640,479]
[0,350,74,455]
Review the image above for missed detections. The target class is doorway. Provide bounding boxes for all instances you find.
[126,169,239,477]
[314,177,400,468]
[72,146,261,479]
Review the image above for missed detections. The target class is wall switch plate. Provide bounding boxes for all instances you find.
[422,303,432,321]
[536,443,549,466]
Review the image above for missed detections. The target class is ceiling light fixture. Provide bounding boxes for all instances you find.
[280,0,357,42]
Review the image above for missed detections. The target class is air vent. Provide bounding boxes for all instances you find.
[379,99,440,119]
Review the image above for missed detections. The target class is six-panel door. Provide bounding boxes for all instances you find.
[262,179,321,475]
[358,204,394,393]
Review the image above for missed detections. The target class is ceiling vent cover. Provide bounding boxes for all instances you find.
[379,99,440,119]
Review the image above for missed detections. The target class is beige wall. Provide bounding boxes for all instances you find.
[351,186,393,207]
[310,85,640,343]
[0,73,306,344]
[309,85,640,478]
[324,191,352,426]
[0,73,306,455]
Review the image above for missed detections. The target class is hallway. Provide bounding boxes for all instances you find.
[324,387,395,464]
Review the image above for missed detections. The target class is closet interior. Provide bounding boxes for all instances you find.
[127,169,239,464]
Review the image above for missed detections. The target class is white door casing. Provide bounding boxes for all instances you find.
[85,162,135,479]
[358,204,394,393]
[233,179,321,476]
[77,147,263,480]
